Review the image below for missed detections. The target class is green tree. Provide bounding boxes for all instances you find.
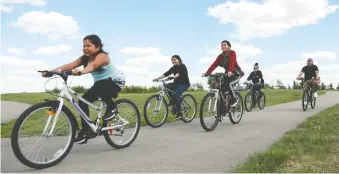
[321,82,326,90]
[207,72,224,89]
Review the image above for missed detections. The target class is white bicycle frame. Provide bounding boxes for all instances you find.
[42,79,129,137]
[207,89,219,113]
[152,79,173,112]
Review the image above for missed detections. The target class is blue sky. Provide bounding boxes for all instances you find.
[1,0,339,93]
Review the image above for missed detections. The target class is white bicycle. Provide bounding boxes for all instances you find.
[11,70,141,169]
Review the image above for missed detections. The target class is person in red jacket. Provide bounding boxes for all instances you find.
[202,40,244,107]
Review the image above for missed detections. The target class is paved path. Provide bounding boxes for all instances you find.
[1,101,30,124]
[1,91,339,173]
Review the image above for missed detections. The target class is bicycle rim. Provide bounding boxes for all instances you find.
[181,94,197,123]
[103,99,141,149]
[199,93,219,132]
[143,94,168,128]
[244,92,253,112]
[11,101,75,169]
[229,93,243,124]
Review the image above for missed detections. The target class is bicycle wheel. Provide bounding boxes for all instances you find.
[310,90,316,109]
[181,94,197,123]
[143,94,168,128]
[302,91,308,111]
[103,99,141,149]
[244,92,253,112]
[258,92,266,110]
[229,92,244,124]
[11,100,76,169]
[199,93,219,132]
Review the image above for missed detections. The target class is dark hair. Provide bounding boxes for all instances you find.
[254,63,258,66]
[221,40,231,48]
[171,55,182,64]
[81,34,108,72]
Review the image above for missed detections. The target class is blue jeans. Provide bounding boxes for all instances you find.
[165,83,188,114]
[175,84,188,114]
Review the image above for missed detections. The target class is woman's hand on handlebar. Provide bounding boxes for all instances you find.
[72,69,82,76]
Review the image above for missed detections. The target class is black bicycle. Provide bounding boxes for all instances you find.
[244,82,266,112]
[298,77,316,111]
[143,77,197,128]
[199,73,244,132]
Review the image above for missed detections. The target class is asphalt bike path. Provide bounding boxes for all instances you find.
[1,91,339,173]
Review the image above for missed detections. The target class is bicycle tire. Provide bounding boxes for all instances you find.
[11,100,76,169]
[181,94,197,123]
[103,99,141,149]
[302,91,308,111]
[244,92,253,112]
[310,89,316,109]
[143,94,168,128]
[199,93,219,132]
[258,92,266,110]
[229,92,244,124]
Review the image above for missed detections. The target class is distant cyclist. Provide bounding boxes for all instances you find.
[246,62,265,100]
[153,55,191,120]
[201,40,244,107]
[296,58,319,98]
[41,34,122,144]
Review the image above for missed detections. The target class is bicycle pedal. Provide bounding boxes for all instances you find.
[76,138,88,145]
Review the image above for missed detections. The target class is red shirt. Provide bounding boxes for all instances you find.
[206,50,239,74]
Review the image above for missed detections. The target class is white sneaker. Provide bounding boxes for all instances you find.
[314,92,318,98]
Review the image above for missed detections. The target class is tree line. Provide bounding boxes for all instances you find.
[49,82,205,94]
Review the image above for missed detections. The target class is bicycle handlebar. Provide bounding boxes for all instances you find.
[153,76,174,82]
[38,70,73,78]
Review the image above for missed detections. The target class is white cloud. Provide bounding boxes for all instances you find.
[301,51,336,61]
[32,44,73,55]
[7,47,25,55]
[207,0,339,40]
[117,46,173,87]
[12,11,81,41]
[1,55,51,93]
[119,47,161,56]
[0,3,14,13]
[0,55,96,93]
[3,0,46,6]
[1,0,46,13]
[262,53,339,87]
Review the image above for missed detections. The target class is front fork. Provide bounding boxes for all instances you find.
[43,97,64,137]
[154,91,165,112]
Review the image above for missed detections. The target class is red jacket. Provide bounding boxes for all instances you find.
[205,50,244,77]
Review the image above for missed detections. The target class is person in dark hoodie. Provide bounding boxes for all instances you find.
[153,55,190,120]
[246,63,265,101]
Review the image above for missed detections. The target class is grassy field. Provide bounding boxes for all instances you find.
[232,104,339,173]
[1,89,326,138]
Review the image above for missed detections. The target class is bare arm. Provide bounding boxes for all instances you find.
[79,53,109,75]
[315,71,319,80]
[297,71,303,79]
[52,56,83,72]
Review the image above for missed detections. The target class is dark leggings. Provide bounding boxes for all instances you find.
[222,75,241,98]
[251,83,264,102]
[79,78,121,131]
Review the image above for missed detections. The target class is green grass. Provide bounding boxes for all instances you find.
[232,104,339,173]
[0,89,326,138]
